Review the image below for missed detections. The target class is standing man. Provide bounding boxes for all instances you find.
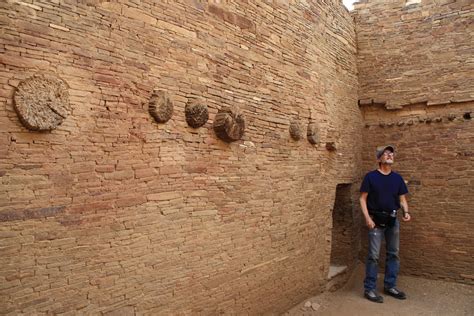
[359,145,411,303]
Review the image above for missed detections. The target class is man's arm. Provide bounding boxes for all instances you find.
[400,194,411,222]
[360,192,375,229]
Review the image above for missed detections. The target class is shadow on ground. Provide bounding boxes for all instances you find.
[286,262,473,316]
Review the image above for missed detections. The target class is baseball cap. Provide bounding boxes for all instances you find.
[376,145,395,159]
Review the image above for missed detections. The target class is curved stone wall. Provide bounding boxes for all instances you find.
[0,1,360,314]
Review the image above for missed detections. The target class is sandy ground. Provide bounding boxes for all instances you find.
[285,263,473,316]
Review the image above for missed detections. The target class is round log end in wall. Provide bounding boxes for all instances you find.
[149,90,173,123]
[307,122,319,145]
[289,121,302,140]
[213,106,245,142]
[326,142,337,151]
[13,74,70,131]
[185,100,208,128]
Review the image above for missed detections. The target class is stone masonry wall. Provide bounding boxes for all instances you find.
[354,0,474,284]
[354,0,473,109]
[0,1,361,314]
[360,103,474,284]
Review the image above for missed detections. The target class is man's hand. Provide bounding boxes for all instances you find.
[400,195,410,222]
[402,212,411,222]
[366,216,376,229]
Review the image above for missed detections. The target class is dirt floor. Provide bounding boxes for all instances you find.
[285,263,473,316]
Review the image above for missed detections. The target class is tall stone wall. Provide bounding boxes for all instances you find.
[355,0,473,109]
[360,103,474,284]
[0,1,361,314]
[355,0,474,284]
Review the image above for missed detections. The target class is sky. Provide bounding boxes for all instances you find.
[343,0,357,10]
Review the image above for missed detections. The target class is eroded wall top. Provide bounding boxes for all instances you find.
[354,0,474,108]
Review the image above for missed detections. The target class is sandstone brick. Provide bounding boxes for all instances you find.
[156,20,197,38]
[0,205,65,222]
[70,162,96,174]
[186,190,208,197]
[115,195,147,208]
[95,164,116,173]
[49,23,69,32]
[0,53,50,69]
[103,305,136,316]
[147,191,181,201]
[134,168,157,179]
[103,170,134,181]
[159,165,182,175]
[123,6,157,25]
[191,209,217,217]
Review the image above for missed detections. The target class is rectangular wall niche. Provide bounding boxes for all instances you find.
[328,183,354,279]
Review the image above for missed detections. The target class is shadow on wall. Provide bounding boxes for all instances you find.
[327,183,362,290]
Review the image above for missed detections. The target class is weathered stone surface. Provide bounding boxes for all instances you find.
[103,305,135,316]
[149,90,173,123]
[0,206,65,222]
[306,122,319,145]
[208,4,256,31]
[311,302,320,311]
[0,5,467,316]
[325,142,336,151]
[359,0,474,281]
[289,121,302,141]
[0,0,361,315]
[354,1,474,108]
[13,74,70,131]
[360,98,474,286]
[185,100,208,128]
[213,106,245,142]
[3,0,471,312]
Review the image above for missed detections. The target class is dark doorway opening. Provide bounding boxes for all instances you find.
[328,183,354,280]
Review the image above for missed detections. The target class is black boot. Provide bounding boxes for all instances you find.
[364,290,384,303]
[384,287,407,300]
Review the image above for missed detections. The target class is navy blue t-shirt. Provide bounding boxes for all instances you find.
[360,170,408,213]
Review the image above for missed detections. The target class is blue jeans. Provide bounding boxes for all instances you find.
[364,219,400,291]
